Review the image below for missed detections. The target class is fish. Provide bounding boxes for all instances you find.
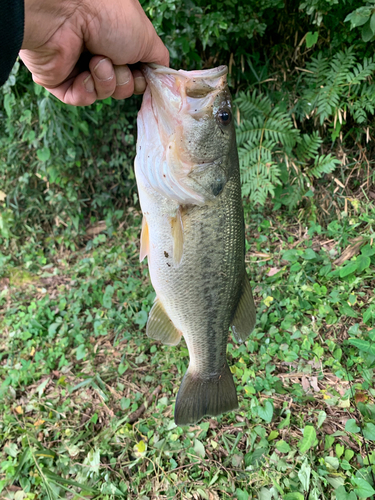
[134,63,256,425]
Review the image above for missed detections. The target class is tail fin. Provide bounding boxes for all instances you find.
[174,363,238,425]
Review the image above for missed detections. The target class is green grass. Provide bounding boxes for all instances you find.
[1,202,375,500]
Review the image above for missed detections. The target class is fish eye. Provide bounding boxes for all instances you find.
[217,109,232,126]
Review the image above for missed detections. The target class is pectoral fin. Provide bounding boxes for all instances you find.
[140,217,149,262]
[231,274,256,343]
[171,207,184,265]
[147,298,182,346]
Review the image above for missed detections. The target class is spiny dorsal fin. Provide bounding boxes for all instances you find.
[171,207,184,265]
[140,217,149,262]
[231,273,256,343]
[147,298,182,346]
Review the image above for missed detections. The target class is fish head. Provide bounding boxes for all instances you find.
[137,64,236,205]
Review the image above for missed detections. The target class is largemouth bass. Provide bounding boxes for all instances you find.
[135,64,256,425]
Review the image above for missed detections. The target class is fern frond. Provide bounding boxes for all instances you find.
[347,58,375,85]
[295,132,322,161]
[235,90,272,120]
[308,154,341,178]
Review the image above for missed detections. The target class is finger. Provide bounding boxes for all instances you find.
[132,69,146,95]
[43,70,98,106]
[89,56,116,100]
[141,33,170,67]
[112,65,134,100]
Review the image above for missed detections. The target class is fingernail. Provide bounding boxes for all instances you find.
[84,75,95,92]
[115,65,131,86]
[134,76,147,95]
[93,58,114,82]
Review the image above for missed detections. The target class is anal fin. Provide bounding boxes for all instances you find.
[231,273,256,343]
[140,217,149,262]
[147,298,182,346]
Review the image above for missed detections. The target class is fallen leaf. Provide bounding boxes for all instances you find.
[302,377,310,393]
[310,377,320,392]
[355,391,368,404]
[15,406,23,415]
[334,237,365,266]
[267,267,281,277]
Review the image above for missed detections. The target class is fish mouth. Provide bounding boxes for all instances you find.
[140,64,228,137]
[145,63,228,80]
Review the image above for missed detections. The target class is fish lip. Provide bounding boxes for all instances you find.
[142,63,228,80]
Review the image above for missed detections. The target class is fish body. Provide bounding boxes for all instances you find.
[135,64,256,425]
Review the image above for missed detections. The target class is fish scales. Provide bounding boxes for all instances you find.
[135,64,256,425]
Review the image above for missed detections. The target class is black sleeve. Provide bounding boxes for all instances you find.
[0,0,25,86]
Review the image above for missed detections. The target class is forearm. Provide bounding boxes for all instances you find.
[0,0,25,85]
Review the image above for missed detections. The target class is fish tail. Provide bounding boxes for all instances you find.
[174,363,238,425]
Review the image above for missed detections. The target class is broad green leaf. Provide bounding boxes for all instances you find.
[134,310,148,329]
[362,19,375,42]
[356,255,371,273]
[268,430,279,441]
[278,411,291,429]
[361,244,375,257]
[335,485,357,500]
[306,31,318,48]
[317,411,327,428]
[103,285,114,308]
[259,488,272,500]
[371,12,375,33]
[235,489,249,500]
[256,400,273,423]
[340,262,358,277]
[37,147,51,162]
[325,456,339,470]
[345,8,372,28]
[340,303,358,318]
[284,493,304,500]
[275,440,291,453]
[363,306,375,324]
[299,425,317,454]
[363,422,375,441]
[298,460,311,491]
[345,419,360,433]
[348,338,370,352]
[76,344,87,361]
[303,248,317,260]
[193,439,205,458]
[336,443,345,458]
[353,478,375,498]
[345,449,355,461]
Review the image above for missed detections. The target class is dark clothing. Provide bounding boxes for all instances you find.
[0,0,24,86]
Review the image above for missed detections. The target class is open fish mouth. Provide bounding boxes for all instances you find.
[140,63,229,139]
[145,63,228,79]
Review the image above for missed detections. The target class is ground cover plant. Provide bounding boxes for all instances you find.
[1,202,375,499]
[1,0,375,498]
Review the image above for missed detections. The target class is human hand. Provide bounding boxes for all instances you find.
[20,0,169,106]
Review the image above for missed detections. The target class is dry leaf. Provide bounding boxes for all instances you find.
[267,267,281,277]
[302,376,310,393]
[334,237,365,266]
[310,377,320,392]
[355,390,368,404]
[15,406,23,415]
